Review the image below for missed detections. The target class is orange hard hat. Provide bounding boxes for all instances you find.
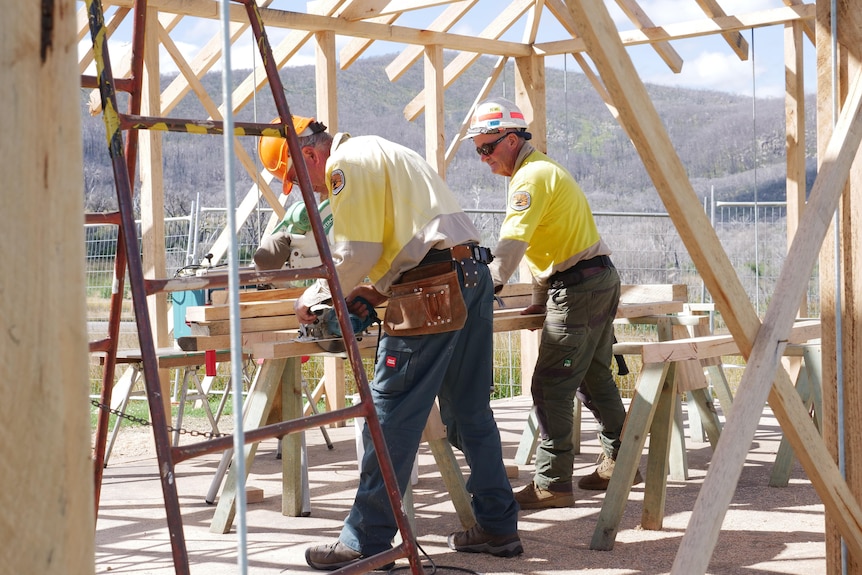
[257,116,317,194]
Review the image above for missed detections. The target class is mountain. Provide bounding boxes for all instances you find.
[80,53,817,216]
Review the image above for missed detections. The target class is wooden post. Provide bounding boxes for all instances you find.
[816,1,862,571]
[513,55,546,396]
[784,20,807,317]
[424,44,446,178]
[140,10,171,417]
[1,1,94,572]
[315,30,338,132]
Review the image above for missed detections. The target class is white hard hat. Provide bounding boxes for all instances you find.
[463,97,530,140]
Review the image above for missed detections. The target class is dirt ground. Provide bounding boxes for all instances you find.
[95,396,826,575]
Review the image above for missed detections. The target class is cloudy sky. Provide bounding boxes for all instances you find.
[81,0,818,98]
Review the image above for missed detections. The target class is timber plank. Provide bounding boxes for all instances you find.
[186,299,297,322]
[189,315,301,336]
[177,329,300,352]
[620,284,687,304]
[209,287,307,305]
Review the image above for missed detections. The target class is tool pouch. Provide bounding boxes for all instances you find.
[383,263,467,336]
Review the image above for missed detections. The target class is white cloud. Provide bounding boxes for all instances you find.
[643,49,785,98]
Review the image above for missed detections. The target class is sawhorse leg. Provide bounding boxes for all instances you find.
[104,363,142,467]
[210,357,296,533]
[422,402,476,529]
[174,366,220,446]
[514,400,583,467]
[769,345,822,487]
[591,360,671,549]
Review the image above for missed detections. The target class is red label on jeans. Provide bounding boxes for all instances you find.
[385,355,397,368]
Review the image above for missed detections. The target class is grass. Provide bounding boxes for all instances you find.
[90,392,236,431]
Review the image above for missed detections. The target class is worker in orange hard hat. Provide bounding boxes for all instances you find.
[257,116,328,195]
[253,116,330,280]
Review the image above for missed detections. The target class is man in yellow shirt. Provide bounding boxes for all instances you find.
[464,98,638,509]
[258,117,522,569]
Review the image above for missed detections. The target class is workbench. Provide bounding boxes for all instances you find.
[189,283,695,534]
[589,319,821,551]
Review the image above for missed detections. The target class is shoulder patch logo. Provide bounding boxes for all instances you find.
[330,169,345,196]
[510,191,531,211]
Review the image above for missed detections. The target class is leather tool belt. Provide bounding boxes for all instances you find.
[383,262,466,337]
[548,255,614,290]
[418,243,494,288]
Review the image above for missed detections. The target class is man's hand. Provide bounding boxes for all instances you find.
[346,285,387,318]
[294,302,318,324]
[520,303,546,331]
[520,304,546,316]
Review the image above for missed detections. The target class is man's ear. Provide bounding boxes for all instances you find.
[303,145,319,167]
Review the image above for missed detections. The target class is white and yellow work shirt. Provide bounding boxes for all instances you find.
[299,133,478,308]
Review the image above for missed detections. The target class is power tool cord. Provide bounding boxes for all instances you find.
[387,539,480,575]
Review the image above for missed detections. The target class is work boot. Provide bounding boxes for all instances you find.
[447,524,523,557]
[578,453,644,491]
[305,540,394,571]
[514,481,574,509]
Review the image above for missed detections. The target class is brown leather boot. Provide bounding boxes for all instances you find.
[514,481,574,509]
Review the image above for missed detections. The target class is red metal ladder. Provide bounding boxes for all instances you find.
[82,1,421,573]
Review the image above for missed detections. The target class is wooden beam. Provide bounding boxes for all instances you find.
[342,0,461,18]
[816,2,862,570]
[693,0,750,61]
[339,13,399,69]
[105,0,532,58]
[782,0,816,43]
[5,1,93,572]
[784,21,807,316]
[638,320,821,363]
[384,0,478,80]
[140,10,172,417]
[424,45,446,177]
[614,0,684,73]
[402,0,535,121]
[514,55,547,152]
[336,0,392,21]
[315,30,339,133]
[535,4,815,57]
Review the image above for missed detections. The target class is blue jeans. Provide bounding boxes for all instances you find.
[532,266,625,489]
[339,263,518,555]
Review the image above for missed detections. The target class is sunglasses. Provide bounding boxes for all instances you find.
[475,133,511,156]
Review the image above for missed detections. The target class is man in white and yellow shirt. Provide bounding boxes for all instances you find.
[465,98,637,509]
[257,118,522,569]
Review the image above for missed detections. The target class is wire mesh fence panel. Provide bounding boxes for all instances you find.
[85,202,819,397]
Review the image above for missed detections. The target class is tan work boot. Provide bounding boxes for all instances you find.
[578,453,644,491]
[514,481,574,509]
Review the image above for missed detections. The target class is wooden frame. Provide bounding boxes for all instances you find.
[62,1,862,574]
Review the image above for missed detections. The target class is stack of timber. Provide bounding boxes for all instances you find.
[177,287,308,352]
[177,282,692,355]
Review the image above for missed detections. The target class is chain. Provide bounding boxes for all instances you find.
[90,399,227,439]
